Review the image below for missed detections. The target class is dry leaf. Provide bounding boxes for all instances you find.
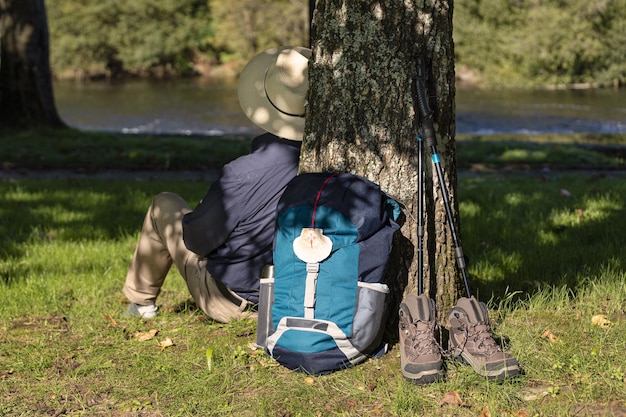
[479,407,492,417]
[134,329,158,342]
[575,209,584,222]
[157,337,175,350]
[541,329,558,343]
[102,313,117,327]
[591,314,612,328]
[0,369,14,379]
[438,391,467,407]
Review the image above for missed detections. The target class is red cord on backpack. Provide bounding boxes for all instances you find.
[311,173,339,228]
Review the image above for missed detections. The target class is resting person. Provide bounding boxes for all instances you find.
[122,46,311,322]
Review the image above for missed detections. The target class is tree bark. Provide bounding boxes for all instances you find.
[301,0,461,317]
[0,0,65,128]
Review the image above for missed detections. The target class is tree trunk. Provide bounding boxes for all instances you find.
[0,0,65,128]
[301,0,461,317]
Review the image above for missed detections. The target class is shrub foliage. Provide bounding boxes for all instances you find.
[46,0,626,87]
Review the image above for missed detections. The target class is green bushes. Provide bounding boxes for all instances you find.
[47,0,308,79]
[46,0,625,87]
[48,0,214,78]
[454,0,626,87]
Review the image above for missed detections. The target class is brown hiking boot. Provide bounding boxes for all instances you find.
[399,294,443,384]
[447,297,520,380]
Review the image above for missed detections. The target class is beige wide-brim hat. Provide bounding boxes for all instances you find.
[238,46,311,141]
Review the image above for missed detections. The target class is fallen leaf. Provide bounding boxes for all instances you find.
[591,314,612,328]
[541,329,558,343]
[134,329,158,342]
[102,313,117,327]
[479,407,492,417]
[576,208,584,222]
[513,410,530,417]
[438,391,467,407]
[0,369,14,379]
[519,386,551,401]
[157,337,175,350]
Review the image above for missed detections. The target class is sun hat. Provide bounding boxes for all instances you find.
[238,46,311,141]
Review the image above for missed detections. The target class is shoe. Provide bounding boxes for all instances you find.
[399,294,443,384]
[123,302,158,319]
[447,296,520,380]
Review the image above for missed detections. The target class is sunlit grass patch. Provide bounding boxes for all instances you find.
[458,173,626,300]
[457,135,625,170]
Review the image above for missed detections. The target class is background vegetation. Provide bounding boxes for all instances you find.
[454,0,626,87]
[47,0,309,80]
[46,0,626,87]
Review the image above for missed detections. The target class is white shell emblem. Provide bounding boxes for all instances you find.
[293,228,333,263]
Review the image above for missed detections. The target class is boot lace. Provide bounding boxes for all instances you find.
[403,320,443,358]
[458,321,502,357]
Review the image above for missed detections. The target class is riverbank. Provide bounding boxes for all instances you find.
[1,129,624,179]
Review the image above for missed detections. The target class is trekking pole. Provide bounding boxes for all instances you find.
[410,79,425,296]
[413,57,472,298]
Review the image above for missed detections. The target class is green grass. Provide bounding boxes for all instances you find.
[1,129,625,416]
[457,133,625,171]
[1,128,624,173]
[0,128,251,172]
[458,172,625,301]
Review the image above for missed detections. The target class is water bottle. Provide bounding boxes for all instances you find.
[255,265,274,349]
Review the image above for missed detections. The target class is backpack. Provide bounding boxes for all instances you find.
[256,172,400,375]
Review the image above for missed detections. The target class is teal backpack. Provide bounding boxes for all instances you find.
[256,173,399,375]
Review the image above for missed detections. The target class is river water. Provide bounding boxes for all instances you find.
[53,79,626,137]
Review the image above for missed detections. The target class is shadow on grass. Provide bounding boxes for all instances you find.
[457,171,625,302]
[1,172,624,299]
[0,178,208,283]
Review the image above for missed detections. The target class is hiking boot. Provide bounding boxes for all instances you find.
[122,302,158,319]
[447,297,520,380]
[399,294,443,384]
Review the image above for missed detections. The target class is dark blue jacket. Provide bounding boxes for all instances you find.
[182,133,301,303]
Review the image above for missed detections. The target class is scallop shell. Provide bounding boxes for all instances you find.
[293,228,333,263]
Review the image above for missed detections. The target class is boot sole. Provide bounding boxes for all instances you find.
[458,351,520,380]
[402,368,443,385]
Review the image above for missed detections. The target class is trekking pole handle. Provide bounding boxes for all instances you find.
[414,57,437,148]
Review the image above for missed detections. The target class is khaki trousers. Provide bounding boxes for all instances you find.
[123,192,255,323]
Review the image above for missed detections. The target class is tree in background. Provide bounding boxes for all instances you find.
[454,0,626,87]
[46,0,308,79]
[47,0,214,78]
[0,0,65,127]
[301,0,461,313]
[209,0,309,64]
[42,0,625,86]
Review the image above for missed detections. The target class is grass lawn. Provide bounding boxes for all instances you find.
[1,128,625,416]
